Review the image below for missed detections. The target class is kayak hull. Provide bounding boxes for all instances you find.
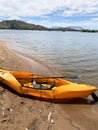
[0,69,97,101]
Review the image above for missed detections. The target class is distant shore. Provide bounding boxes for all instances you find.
[0,41,98,130]
[0,20,98,32]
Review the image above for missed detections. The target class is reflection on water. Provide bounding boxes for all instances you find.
[0,30,98,87]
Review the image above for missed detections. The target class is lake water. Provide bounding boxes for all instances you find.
[0,29,98,87]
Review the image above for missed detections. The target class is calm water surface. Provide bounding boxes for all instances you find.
[0,30,98,87]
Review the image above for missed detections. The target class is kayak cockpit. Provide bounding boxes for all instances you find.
[22,80,56,90]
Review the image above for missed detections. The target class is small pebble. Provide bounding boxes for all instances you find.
[25,128,30,130]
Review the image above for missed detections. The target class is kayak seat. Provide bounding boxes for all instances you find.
[40,81,56,90]
[32,80,55,90]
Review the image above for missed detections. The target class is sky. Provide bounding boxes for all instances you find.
[0,0,98,29]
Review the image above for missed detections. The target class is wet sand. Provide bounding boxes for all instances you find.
[0,41,98,130]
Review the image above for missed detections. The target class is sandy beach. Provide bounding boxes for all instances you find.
[0,41,98,130]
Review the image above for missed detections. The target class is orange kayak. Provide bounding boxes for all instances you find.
[0,69,97,102]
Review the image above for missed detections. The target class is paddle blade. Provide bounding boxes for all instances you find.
[63,75,81,79]
[91,93,98,102]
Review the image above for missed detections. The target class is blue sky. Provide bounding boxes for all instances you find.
[0,0,98,29]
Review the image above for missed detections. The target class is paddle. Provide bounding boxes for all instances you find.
[32,75,81,79]
[91,93,98,102]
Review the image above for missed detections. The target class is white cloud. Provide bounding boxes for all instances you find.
[0,0,98,29]
[0,0,98,17]
[8,16,20,20]
[91,17,98,21]
[62,0,98,16]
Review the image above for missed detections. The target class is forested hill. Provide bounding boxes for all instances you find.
[0,20,98,32]
[0,20,82,31]
[0,20,48,30]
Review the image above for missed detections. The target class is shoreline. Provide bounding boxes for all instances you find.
[7,41,58,75]
[0,41,98,130]
[0,41,77,130]
[6,41,58,76]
